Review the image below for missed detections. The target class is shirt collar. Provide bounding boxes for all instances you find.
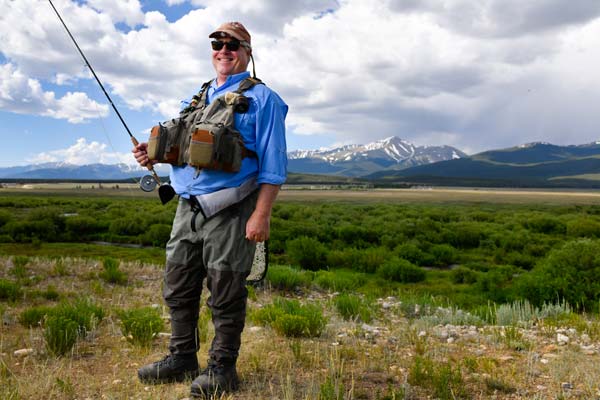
[210,71,251,93]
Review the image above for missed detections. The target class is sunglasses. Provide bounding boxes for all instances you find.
[211,40,243,51]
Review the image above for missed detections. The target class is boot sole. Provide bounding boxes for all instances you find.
[138,369,199,384]
[190,380,239,398]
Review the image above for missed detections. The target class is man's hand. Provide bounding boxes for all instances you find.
[246,184,280,242]
[246,210,270,242]
[131,142,156,167]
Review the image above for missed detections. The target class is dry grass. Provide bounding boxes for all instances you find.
[4,185,600,205]
[2,256,600,399]
[279,188,600,206]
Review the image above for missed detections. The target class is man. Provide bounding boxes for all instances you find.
[132,21,287,397]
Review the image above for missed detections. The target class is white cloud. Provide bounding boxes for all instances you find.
[86,0,145,27]
[27,137,132,165]
[2,0,600,155]
[0,63,109,123]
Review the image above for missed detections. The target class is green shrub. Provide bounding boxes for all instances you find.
[0,233,13,244]
[108,216,147,236]
[313,269,366,292]
[142,224,172,247]
[251,298,327,338]
[450,266,479,284]
[408,356,467,400]
[475,265,518,304]
[445,222,484,249]
[53,298,104,335]
[524,215,566,234]
[19,306,53,327]
[566,218,600,238]
[514,239,600,310]
[287,236,328,271]
[377,257,425,283]
[10,255,29,279]
[44,315,79,356]
[334,293,372,322]
[118,307,164,347]
[43,285,60,301]
[429,244,458,267]
[395,242,434,266]
[356,247,390,273]
[266,265,313,291]
[99,257,127,285]
[0,209,13,227]
[0,279,22,301]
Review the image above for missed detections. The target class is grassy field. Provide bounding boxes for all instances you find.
[2,256,600,399]
[2,185,600,398]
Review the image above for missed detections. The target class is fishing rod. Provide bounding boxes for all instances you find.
[48,0,175,204]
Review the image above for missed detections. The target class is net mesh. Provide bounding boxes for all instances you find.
[247,241,268,284]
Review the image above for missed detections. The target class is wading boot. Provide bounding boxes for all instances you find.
[190,360,239,398]
[137,353,199,384]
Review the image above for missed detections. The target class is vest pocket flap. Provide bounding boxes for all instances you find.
[189,129,214,168]
[147,125,163,161]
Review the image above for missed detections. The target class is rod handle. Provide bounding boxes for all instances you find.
[130,136,162,184]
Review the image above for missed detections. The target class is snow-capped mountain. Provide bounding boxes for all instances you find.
[288,136,466,177]
[0,137,465,180]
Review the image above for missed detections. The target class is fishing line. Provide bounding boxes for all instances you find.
[91,99,137,197]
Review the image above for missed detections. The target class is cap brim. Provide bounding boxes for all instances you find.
[209,30,242,41]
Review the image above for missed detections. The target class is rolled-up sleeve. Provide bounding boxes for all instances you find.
[255,91,288,185]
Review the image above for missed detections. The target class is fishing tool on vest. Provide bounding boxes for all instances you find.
[48,0,176,205]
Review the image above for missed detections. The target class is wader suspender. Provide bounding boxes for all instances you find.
[187,77,263,232]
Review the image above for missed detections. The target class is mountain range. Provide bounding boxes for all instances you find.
[370,142,600,187]
[0,136,465,180]
[0,162,170,181]
[288,136,466,177]
[2,139,600,188]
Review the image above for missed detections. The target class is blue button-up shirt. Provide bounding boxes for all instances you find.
[169,71,288,197]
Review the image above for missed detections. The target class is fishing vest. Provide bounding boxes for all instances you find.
[147,77,261,173]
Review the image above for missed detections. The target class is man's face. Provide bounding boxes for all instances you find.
[211,37,250,81]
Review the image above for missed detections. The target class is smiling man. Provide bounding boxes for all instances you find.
[132,22,288,398]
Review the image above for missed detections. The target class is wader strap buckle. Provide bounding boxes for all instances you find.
[187,196,205,233]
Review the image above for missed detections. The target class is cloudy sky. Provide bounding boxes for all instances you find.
[1,0,600,167]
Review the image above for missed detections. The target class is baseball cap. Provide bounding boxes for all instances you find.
[209,22,251,46]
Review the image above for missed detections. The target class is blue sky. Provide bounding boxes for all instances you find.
[1,0,600,167]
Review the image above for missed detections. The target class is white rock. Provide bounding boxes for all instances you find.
[249,326,262,333]
[557,333,569,345]
[439,330,449,339]
[568,328,577,335]
[382,302,393,309]
[158,332,171,338]
[151,303,161,309]
[418,331,427,337]
[540,359,549,364]
[13,348,34,357]
[361,324,376,332]
[581,333,591,344]
[112,379,122,385]
[447,337,455,344]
